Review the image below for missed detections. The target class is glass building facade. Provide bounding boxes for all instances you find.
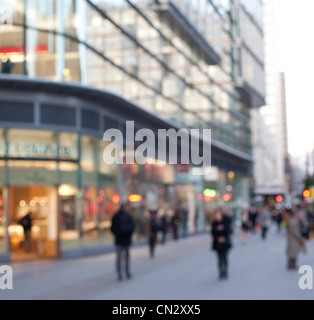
[0,0,264,154]
[0,0,265,261]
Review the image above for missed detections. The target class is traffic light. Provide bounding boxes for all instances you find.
[223,193,232,202]
[276,195,283,203]
[303,189,311,199]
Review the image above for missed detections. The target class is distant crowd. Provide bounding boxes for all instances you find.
[109,200,314,281]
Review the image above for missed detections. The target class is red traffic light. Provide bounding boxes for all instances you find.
[112,195,120,204]
[303,190,311,199]
[223,193,232,202]
[276,195,283,203]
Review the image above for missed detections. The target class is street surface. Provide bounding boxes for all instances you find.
[1,225,313,300]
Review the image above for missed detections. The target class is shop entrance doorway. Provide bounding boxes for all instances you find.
[9,186,58,261]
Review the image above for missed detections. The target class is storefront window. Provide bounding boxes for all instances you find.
[99,140,117,175]
[59,133,78,185]
[82,186,98,239]
[81,135,98,172]
[59,132,78,160]
[0,25,24,75]
[0,0,24,75]
[0,188,6,254]
[59,184,79,247]
[80,186,117,248]
[25,29,58,80]
[98,188,119,237]
[0,130,5,187]
[0,129,4,157]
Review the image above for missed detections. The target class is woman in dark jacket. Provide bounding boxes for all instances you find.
[211,210,232,280]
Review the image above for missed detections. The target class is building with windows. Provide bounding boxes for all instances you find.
[0,0,265,262]
[251,0,290,204]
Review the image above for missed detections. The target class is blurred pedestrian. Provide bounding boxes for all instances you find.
[19,211,33,252]
[110,203,135,281]
[171,211,181,241]
[158,209,168,245]
[221,209,233,235]
[276,209,283,233]
[194,209,199,234]
[241,209,250,244]
[248,206,258,233]
[211,210,232,280]
[148,211,159,258]
[259,206,272,240]
[179,203,189,238]
[296,204,310,240]
[285,210,305,270]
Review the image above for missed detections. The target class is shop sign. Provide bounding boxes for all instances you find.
[0,141,75,160]
[10,169,58,185]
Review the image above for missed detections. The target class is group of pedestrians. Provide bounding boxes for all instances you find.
[110,202,191,281]
[110,201,312,282]
[211,202,312,280]
[240,206,272,244]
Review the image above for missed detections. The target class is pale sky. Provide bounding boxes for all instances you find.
[275,0,314,163]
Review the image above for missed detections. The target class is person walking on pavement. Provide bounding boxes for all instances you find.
[171,211,181,241]
[241,209,250,244]
[276,209,283,233]
[148,210,159,258]
[19,211,33,252]
[158,208,168,245]
[110,203,135,281]
[248,206,258,233]
[211,210,232,280]
[285,210,305,270]
[179,204,189,238]
[259,206,272,240]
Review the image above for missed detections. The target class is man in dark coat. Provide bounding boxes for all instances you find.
[111,204,135,281]
[211,210,232,280]
[19,212,33,252]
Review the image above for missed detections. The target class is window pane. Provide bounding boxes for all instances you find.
[0,189,6,254]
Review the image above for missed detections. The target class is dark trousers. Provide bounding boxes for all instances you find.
[149,236,157,258]
[288,258,297,269]
[217,249,228,278]
[262,227,268,240]
[161,231,167,244]
[182,222,188,238]
[116,245,130,278]
[173,227,179,240]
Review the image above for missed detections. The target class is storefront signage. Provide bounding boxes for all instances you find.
[0,141,75,160]
[10,169,58,185]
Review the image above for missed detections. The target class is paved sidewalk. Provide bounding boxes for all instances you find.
[1,226,314,300]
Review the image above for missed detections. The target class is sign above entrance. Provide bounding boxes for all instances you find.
[0,142,76,160]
